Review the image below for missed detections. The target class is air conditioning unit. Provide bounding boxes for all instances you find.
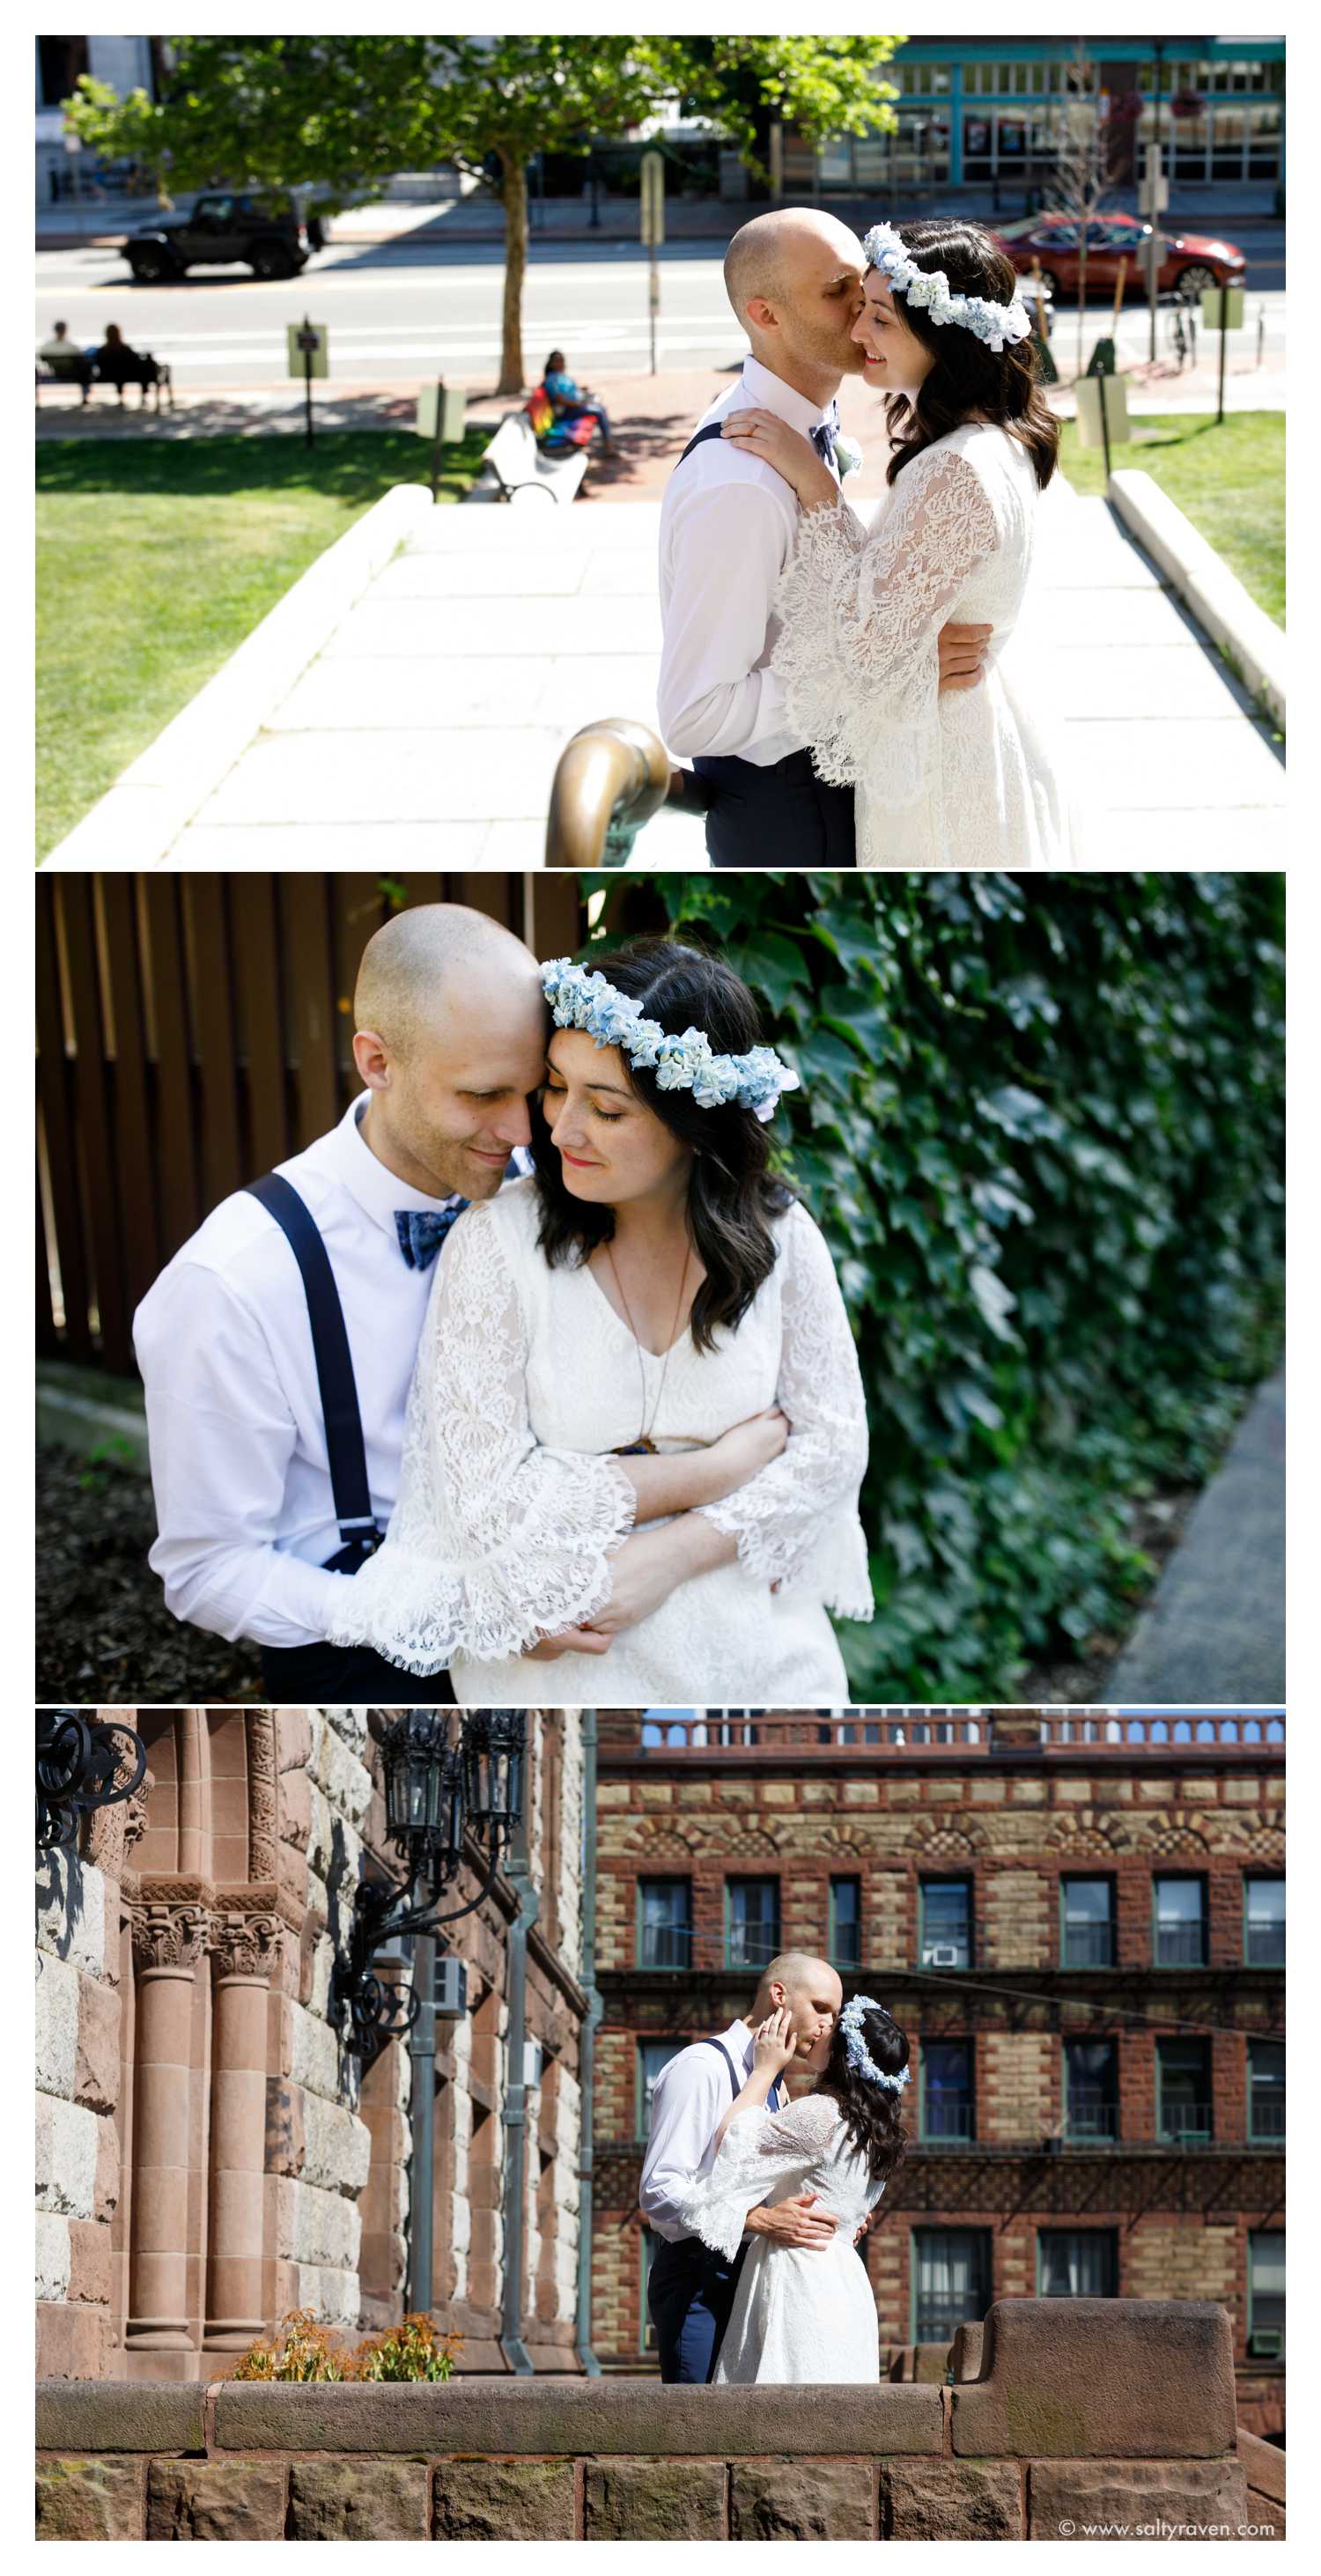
[924,1945,962,1967]
[1250,2330,1283,2360]
[433,1956,468,2019]
[523,2041,544,2089]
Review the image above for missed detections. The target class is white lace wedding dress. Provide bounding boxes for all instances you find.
[772,422,1070,867]
[677,2094,886,2383]
[326,1175,872,1703]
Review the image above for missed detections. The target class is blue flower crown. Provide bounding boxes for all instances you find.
[839,1993,911,2093]
[862,221,1032,356]
[540,958,801,1125]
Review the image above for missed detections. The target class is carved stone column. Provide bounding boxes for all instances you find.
[204,1913,280,2350]
[126,1902,208,2351]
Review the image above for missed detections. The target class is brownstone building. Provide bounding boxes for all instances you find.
[36,1710,589,2382]
[589,1712,1285,2437]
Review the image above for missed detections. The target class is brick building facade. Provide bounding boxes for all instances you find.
[589,1713,1285,2438]
[35,1710,588,2382]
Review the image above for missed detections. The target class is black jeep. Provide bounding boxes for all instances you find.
[122,191,322,284]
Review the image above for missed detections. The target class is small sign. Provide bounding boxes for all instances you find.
[1074,373,1131,452]
[416,381,468,442]
[287,321,328,379]
[1201,286,1244,332]
[639,149,665,249]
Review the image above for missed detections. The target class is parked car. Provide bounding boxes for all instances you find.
[122,191,319,284]
[992,211,1245,302]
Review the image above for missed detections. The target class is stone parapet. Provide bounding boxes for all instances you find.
[35,2301,1282,2541]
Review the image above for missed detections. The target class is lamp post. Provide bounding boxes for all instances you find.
[37,1711,147,1852]
[331,1714,526,2062]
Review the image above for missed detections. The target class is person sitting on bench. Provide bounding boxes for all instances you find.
[544,350,613,451]
[37,320,92,400]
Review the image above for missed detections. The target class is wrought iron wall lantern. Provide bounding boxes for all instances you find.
[331,1713,526,2061]
[37,1711,148,1854]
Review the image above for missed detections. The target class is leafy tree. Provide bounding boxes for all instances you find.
[584,871,1284,1701]
[65,34,903,394]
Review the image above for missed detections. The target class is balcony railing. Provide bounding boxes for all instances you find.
[727,1932,779,1969]
[1154,1926,1207,1966]
[915,2299,983,2343]
[1244,1927,1286,1967]
[638,1926,692,1969]
[1064,2095,1119,2141]
[922,2100,976,2144]
[1061,1923,1116,1967]
[1249,2097,1286,2140]
[1158,2101,1215,2144]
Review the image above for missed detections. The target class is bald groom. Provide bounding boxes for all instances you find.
[135,904,548,1701]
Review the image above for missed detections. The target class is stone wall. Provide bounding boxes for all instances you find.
[35,2299,1283,2543]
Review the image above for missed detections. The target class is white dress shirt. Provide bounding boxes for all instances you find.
[640,2018,781,2243]
[134,1096,526,1650]
[658,356,845,769]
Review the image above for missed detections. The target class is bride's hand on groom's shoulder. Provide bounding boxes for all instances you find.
[721,410,838,508]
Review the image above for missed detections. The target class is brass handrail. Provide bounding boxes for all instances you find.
[544,719,711,866]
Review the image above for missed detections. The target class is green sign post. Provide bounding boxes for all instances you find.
[416,379,469,501]
[287,318,328,447]
[1201,284,1245,426]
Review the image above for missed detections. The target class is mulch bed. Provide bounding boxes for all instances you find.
[37,1445,262,1704]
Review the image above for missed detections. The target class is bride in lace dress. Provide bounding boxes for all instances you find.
[327,939,872,1705]
[678,1997,911,2383]
[722,218,1070,868]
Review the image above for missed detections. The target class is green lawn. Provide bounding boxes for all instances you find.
[1058,410,1284,628]
[35,428,486,858]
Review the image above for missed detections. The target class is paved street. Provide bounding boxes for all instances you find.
[35,234,1287,393]
[95,481,1281,871]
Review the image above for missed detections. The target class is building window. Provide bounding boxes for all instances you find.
[1064,2039,1118,2141]
[921,2040,974,2143]
[1153,1877,1207,1967]
[1244,1876,1285,1966]
[1060,1877,1115,1967]
[912,2227,991,2343]
[726,1878,780,1969]
[1248,2040,1285,2142]
[638,1878,692,1970]
[919,1877,972,1969]
[637,2041,684,2139]
[1155,2038,1213,2142]
[830,1876,861,1969]
[1248,2231,1285,2359]
[1038,2230,1118,2297]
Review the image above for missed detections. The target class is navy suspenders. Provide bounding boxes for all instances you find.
[675,420,727,470]
[702,2035,783,2113]
[244,1172,382,1571]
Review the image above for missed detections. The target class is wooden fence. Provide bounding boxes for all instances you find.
[36,871,585,1378]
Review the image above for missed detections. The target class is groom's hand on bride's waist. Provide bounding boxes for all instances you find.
[938,620,993,694]
[745,2192,838,2252]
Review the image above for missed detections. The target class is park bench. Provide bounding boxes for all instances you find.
[476,410,587,506]
[35,349,175,410]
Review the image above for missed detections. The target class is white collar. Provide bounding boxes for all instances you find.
[321,1094,465,1240]
[742,354,838,439]
[722,2016,757,2073]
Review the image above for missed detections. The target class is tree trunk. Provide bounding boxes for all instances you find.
[1076,246,1088,380]
[498,148,528,396]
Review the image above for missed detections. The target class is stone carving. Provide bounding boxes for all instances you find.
[211,1912,282,1981]
[247,1714,279,1882]
[129,1902,210,1972]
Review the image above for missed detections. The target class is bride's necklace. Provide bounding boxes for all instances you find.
[604,1238,692,1455]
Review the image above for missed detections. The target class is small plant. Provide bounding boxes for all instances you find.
[231,2309,349,2382]
[232,2308,462,2383]
[351,2314,462,2382]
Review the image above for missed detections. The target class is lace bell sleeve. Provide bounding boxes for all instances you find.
[698,1205,873,1617]
[675,2097,844,2263]
[326,1200,636,1672]
[771,447,1000,816]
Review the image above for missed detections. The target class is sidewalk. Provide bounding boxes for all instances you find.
[1103,1368,1284,1705]
[48,469,1282,869]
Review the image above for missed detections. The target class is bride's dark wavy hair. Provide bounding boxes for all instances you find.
[819,1998,911,2186]
[531,937,794,1354]
[874,218,1059,492]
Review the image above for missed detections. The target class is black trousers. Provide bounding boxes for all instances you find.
[648,2237,749,2383]
[694,749,856,867]
[260,1640,456,1704]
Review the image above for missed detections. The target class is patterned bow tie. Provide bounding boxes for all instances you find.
[810,404,842,472]
[395,1202,468,1273]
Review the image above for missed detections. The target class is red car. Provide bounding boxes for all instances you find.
[992,211,1245,302]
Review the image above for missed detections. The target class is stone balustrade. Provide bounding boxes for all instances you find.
[36,2299,1282,2542]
